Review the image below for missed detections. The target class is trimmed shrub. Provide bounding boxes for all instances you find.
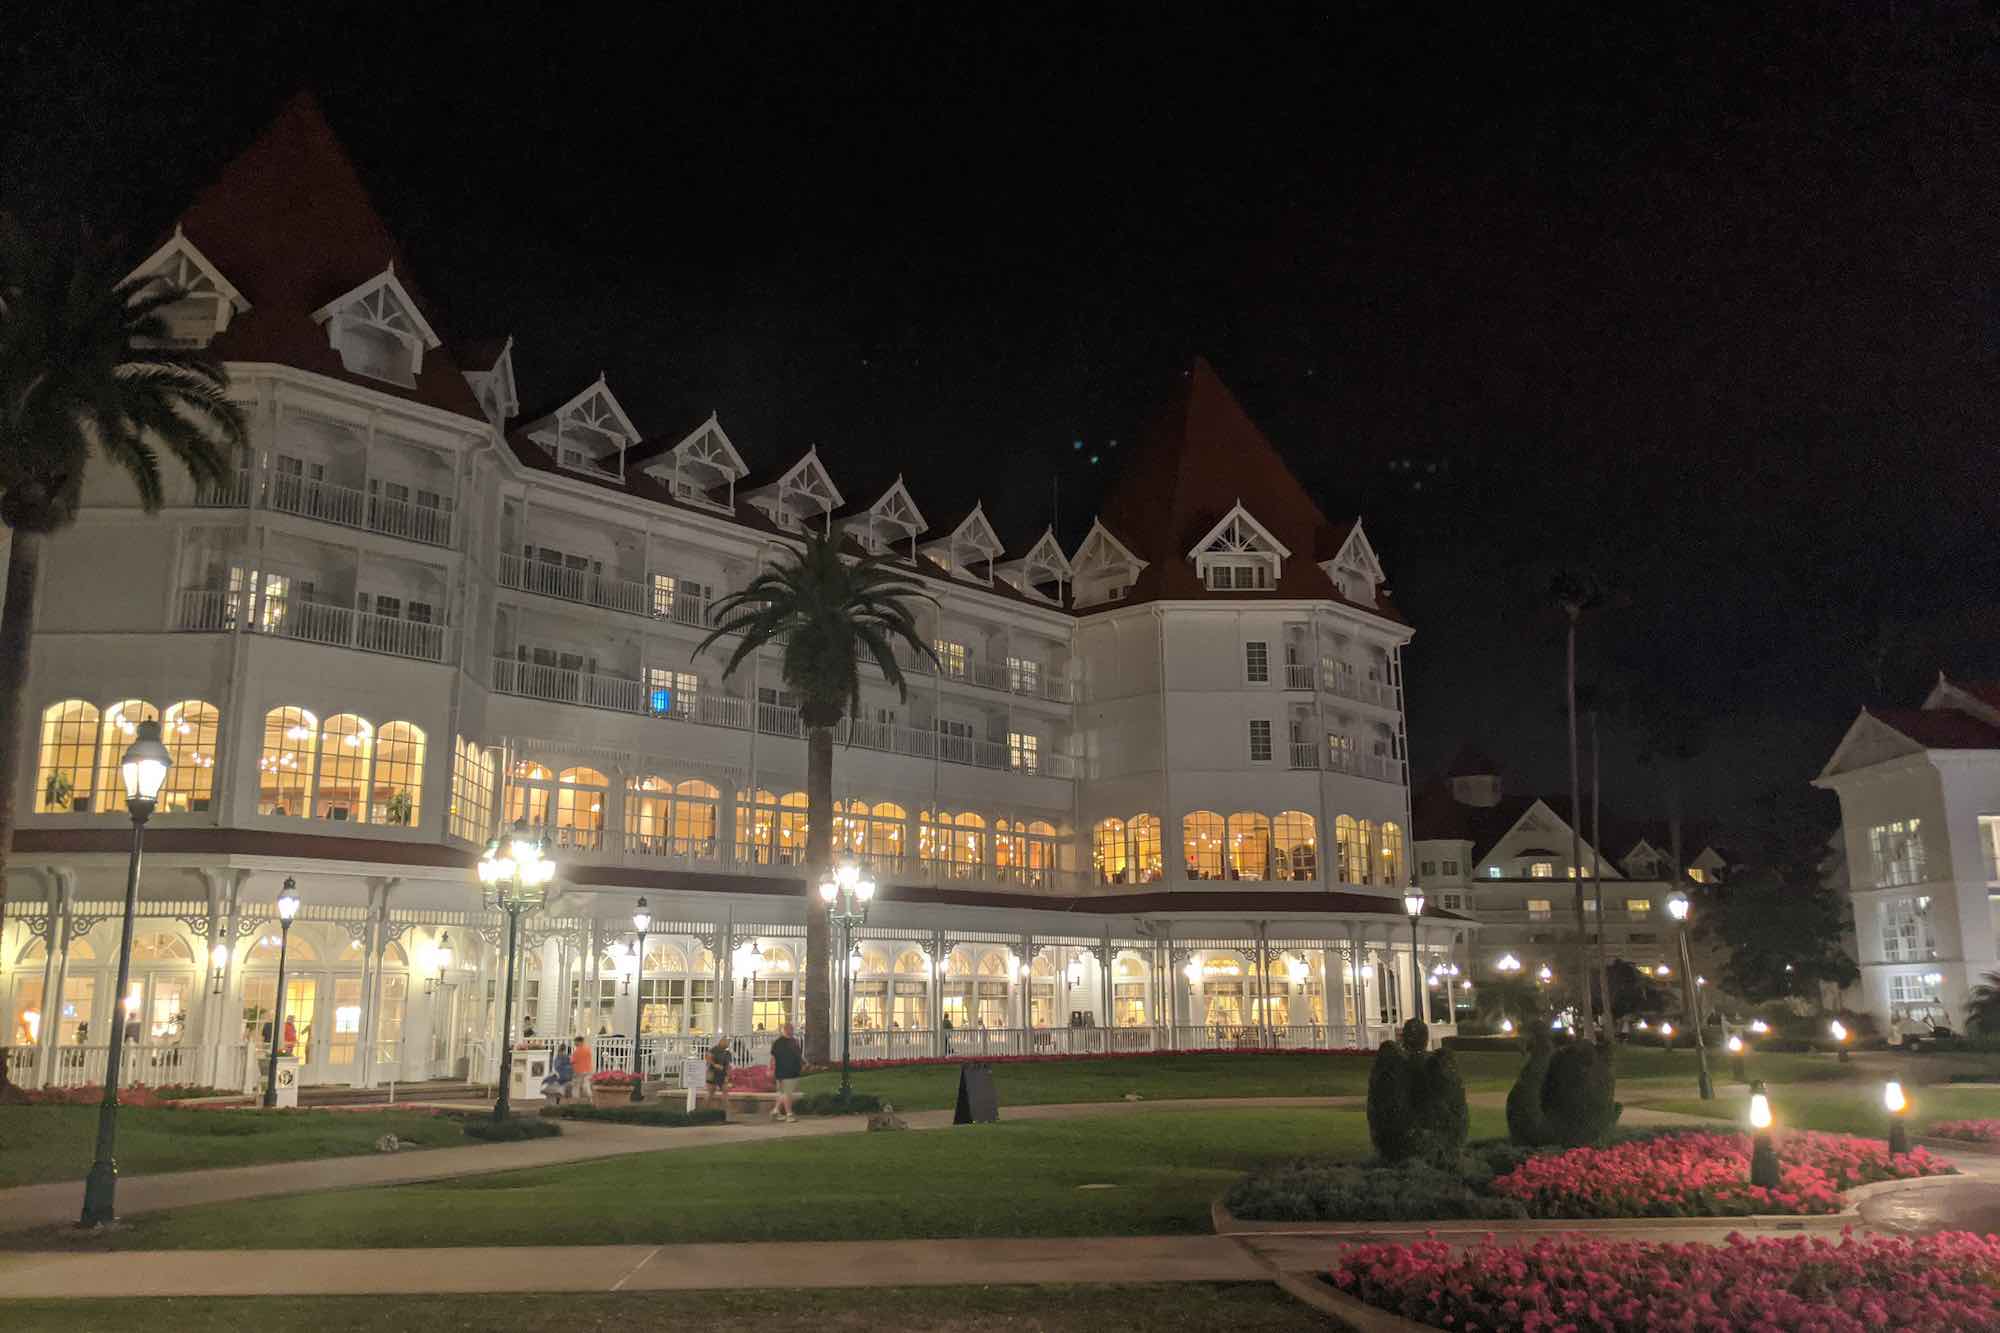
[1541,1041,1620,1147]
[462,1115,562,1142]
[1409,1047,1471,1166]
[1225,1157,1529,1223]
[551,1105,726,1127]
[1366,1039,1416,1162]
[1506,1022,1557,1146]
[1400,1017,1430,1053]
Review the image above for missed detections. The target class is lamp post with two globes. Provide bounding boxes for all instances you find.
[260,879,302,1110]
[78,720,172,1227]
[1665,890,1714,1100]
[629,898,652,1100]
[819,863,876,1104]
[477,823,557,1121]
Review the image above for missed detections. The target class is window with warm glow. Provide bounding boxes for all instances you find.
[1228,811,1271,880]
[1093,817,1129,883]
[932,638,967,679]
[1274,810,1317,881]
[315,714,373,821]
[95,699,160,806]
[449,738,494,842]
[1528,861,1554,878]
[1184,810,1225,878]
[371,722,425,825]
[1335,815,1364,884]
[1527,899,1554,920]
[554,767,608,850]
[1380,822,1405,883]
[160,700,221,812]
[36,699,100,813]
[1129,814,1163,882]
[258,707,317,817]
[1356,820,1378,885]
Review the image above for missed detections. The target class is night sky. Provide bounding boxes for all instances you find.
[7,3,1998,825]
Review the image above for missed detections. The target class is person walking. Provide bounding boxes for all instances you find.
[770,1022,803,1123]
[281,1015,298,1056]
[705,1037,734,1106]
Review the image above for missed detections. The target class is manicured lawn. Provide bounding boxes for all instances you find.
[0,1283,1331,1332]
[790,1046,1832,1112]
[0,1106,470,1187]
[1650,1083,2000,1137]
[22,1106,1501,1250]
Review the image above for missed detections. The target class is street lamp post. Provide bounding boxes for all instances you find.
[261,879,302,1109]
[78,720,171,1227]
[1665,891,1714,1100]
[819,863,876,1105]
[630,898,651,1101]
[477,824,557,1121]
[1402,889,1425,1025]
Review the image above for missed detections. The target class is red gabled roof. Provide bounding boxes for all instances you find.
[171,92,485,422]
[1950,680,2000,713]
[1870,707,2000,751]
[1094,358,1403,622]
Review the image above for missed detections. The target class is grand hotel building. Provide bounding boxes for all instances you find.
[0,96,1467,1093]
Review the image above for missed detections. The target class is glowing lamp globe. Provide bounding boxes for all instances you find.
[1884,1080,1907,1115]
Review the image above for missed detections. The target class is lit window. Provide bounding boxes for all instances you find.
[371,722,425,826]
[1005,656,1041,694]
[1528,862,1554,878]
[1093,817,1129,883]
[1334,814,1363,883]
[1244,641,1270,683]
[1983,815,2000,884]
[1228,811,1272,880]
[1129,814,1163,881]
[258,707,318,817]
[933,639,967,679]
[1379,821,1405,883]
[1625,898,1652,915]
[1881,895,1934,963]
[1274,810,1317,881]
[647,668,700,719]
[1526,899,1553,921]
[1183,810,1225,879]
[1686,866,1707,883]
[1008,731,1039,774]
[36,700,100,813]
[1868,819,1927,888]
[449,737,493,843]
[160,700,221,813]
[1486,865,1503,879]
[1248,720,1273,762]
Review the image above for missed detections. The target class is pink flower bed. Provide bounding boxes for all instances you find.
[1331,1231,2000,1333]
[1490,1131,1953,1217]
[590,1069,640,1087]
[24,1083,231,1108]
[1927,1118,2000,1143]
[728,1064,775,1092]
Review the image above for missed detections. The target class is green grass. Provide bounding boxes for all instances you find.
[794,1047,1846,1112]
[1649,1082,2000,1137]
[0,1284,1332,1332]
[16,1106,1501,1251]
[0,1106,470,1187]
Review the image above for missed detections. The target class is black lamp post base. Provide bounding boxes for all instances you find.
[1697,1069,1714,1100]
[79,1159,119,1228]
[1750,1134,1780,1189]
[631,1083,646,1102]
[1889,1121,1911,1156]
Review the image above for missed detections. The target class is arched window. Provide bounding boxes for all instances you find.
[161,701,220,813]
[258,707,317,817]
[834,799,868,856]
[96,699,159,807]
[644,942,686,972]
[450,738,494,842]
[1183,810,1225,879]
[372,722,425,825]
[1379,821,1405,884]
[249,929,319,964]
[976,951,1011,977]
[736,788,778,863]
[1228,812,1271,880]
[130,931,192,962]
[1274,811,1318,882]
[1024,820,1058,884]
[994,818,1024,877]
[1092,817,1129,884]
[1113,954,1148,1026]
[555,768,607,850]
[315,714,373,821]
[950,811,985,877]
[867,801,906,863]
[673,779,720,857]
[36,700,99,812]
[1355,819,1378,886]
[894,949,928,975]
[1129,814,1163,882]
[775,791,809,865]
[626,775,672,853]
[918,810,945,868]
[1335,815,1363,884]
[506,760,553,827]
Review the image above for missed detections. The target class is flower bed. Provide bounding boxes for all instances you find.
[1330,1231,2000,1332]
[1490,1130,1953,1218]
[24,1083,235,1108]
[838,1047,1366,1072]
[1927,1118,2000,1143]
[589,1069,640,1087]
[728,1064,775,1092]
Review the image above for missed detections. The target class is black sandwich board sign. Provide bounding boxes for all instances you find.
[954,1062,999,1123]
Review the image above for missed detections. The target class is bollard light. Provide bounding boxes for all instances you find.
[1500,1017,1514,1034]
[1830,1018,1851,1063]
[1748,1080,1780,1188]
[1885,1080,1911,1156]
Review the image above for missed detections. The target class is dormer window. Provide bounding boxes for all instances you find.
[1071,518,1147,609]
[1320,522,1386,610]
[919,504,1005,586]
[842,477,927,561]
[745,448,843,534]
[996,528,1074,604]
[1189,503,1289,594]
[310,266,441,390]
[122,226,249,351]
[517,376,641,481]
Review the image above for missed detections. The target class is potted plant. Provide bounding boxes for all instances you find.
[589,1069,640,1105]
[384,789,414,826]
[42,769,74,811]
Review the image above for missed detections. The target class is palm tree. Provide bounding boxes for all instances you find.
[1550,570,1605,1042]
[696,532,934,1064]
[1965,971,2000,1036]
[0,216,246,1096]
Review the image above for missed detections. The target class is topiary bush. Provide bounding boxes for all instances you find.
[1541,1041,1620,1147]
[1507,1021,1557,1146]
[1367,1039,1416,1162]
[1367,1020,1469,1168]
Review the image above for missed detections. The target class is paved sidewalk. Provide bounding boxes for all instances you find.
[0,1095,1365,1236]
[0,1236,1267,1297]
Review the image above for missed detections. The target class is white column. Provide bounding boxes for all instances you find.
[37,869,75,1087]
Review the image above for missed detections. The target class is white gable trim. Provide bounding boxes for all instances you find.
[869,477,929,536]
[1815,711,1930,783]
[924,503,1005,558]
[662,413,751,480]
[464,335,519,422]
[538,374,641,444]
[126,225,249,313]
[309,265,441,350]
[996,528,1074,604]
[1186,501,1292,562]
[1071,518,1147,575]
[1323,521,1384,582]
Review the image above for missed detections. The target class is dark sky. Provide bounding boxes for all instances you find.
[8,3,1999,825]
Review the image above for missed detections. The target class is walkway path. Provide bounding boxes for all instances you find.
[0,1095,1365,1236]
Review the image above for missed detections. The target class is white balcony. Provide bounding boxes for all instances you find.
[1323,669,1395,709]
[888,643,1074,703]
[1284,663,1315,690]
[174,588,453,664]
[1288,742,1321,770]
[497,552,710,626]
[261,463,455,548]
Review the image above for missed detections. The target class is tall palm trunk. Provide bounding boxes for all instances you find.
[1565,612,1594,1039]
[0,529,42,1099]
[802,724,834,1065]
[1590,709,1613,1038]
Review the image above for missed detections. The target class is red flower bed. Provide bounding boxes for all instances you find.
[728,1065,775,1092]
[24,1083,232,1108]
[1331,1231,2000,1333]
[589,1069,640,1087]
[839,1047,1366,1072]
[1927,1118,2000,1143]
[1490,1130,1953,1218]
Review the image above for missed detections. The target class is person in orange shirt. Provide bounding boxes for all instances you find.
[569,1034,594,1100]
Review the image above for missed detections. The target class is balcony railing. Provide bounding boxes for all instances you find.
[497,552,710,626]
[1284,663,1315,690]
[490,656,1078,779]
[225,457,456,548]
[887,643,1074,703]
[174,588,453,664]
[1323,670,1394,708]
[1288,742,1321,770]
